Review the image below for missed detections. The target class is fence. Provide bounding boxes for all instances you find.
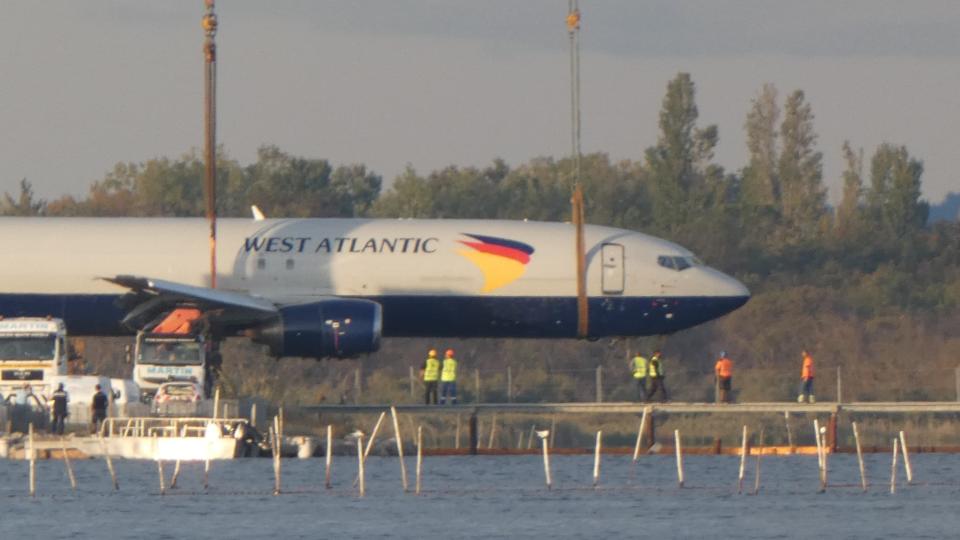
[343,365,960,405]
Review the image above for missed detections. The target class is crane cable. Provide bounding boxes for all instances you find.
[202,1,218,289]
[568,2,588,339]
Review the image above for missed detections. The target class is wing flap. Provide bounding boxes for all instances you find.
[103,275,278,314]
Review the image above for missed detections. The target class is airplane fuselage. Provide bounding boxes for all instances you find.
[0,217,749,338]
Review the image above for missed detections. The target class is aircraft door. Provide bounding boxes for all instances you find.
[601,243,624,295]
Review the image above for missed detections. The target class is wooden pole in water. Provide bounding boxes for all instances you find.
[674,429,684,488]
[415,425,423,495]
[204,422,212,490]
[488,413,498,449]
[738,425,748,494]
[99,435,118,490]
[157,459,166,496]
[203,456,211,490]
[540,431,552,490]
[784,411,794,450]
[325,424,333,489]
[269,425,277,494]
[390,406,409,492]
[899,431,913,484]
[852,421,867,492]
[633,407,649,462]
[753,427,764,495]
[813,419,825,492]
[272,417,282,495]
[592,430,602,488]
[28,423,36,497]
[170,460,182,489]
[364,412,386,461]
[250,403,257,428]
[821,430,829,487]
[212,386,220,420]
[357,432,365,497]
[890,437,899,494]
[61,437,77,493]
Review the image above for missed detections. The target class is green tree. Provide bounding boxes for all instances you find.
[835,140,864,240]
[645,73,721,234]
[1,179,46,216]
[242,146,380,218]
[777,90,826,242]
[329,164,382,217]
[741,83,780,208]
[867,143,928,240]
[493,157,571,222]
[371,166,435,218]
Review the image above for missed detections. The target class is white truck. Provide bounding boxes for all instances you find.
[133,332,210,400]
[0,317,69,401]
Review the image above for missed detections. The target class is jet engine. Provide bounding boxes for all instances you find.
[252,299,382,358]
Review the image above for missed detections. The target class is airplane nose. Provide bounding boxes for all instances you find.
[723,274,750,299]
[698,267,751,302]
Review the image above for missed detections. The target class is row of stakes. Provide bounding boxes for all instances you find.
[23,407,916,497]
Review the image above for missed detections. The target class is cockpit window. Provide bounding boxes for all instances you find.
[657,255,699,272]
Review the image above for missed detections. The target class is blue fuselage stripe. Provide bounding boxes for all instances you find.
[0,294,748,338]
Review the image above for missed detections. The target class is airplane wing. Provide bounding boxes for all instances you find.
[102,275,278,331]
[102,275,383,358]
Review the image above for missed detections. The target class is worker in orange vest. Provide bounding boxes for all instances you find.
[798,350,815,403]
[714,351,733,403]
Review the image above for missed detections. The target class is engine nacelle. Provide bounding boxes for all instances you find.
[253,299,382,358]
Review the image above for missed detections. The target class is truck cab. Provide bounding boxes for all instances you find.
[0,317,69,400]
[133,332,210,400]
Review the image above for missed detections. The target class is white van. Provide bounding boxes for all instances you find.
[110,378,148,417]
[109,378,141,405]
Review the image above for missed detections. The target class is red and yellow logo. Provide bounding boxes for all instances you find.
[458,233,535,292]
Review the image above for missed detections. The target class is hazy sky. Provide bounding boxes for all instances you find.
[1,1,958,204]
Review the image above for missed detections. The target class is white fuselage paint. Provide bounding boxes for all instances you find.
[0,217,747,301]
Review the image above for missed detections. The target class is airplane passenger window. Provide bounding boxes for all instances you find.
[286,259,294,270]
[257,259,266,270]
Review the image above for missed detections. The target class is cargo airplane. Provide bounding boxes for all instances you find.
[0,217,749,358]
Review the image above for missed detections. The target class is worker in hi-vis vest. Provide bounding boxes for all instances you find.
[631,352,649,401]
[421,349,440,405]
[440,349,458,405]
[715,351,733,403]
[798,350,815,403]
[647,350,669,402]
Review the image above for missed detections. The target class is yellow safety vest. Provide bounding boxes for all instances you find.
[424,357,440,382]
[632,356,648,378]
[441,357,458,382]
[649,357,663,378]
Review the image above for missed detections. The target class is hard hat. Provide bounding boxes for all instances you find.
[428,349,437,357]
[719,351,726,357]
[445,349,455,357]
